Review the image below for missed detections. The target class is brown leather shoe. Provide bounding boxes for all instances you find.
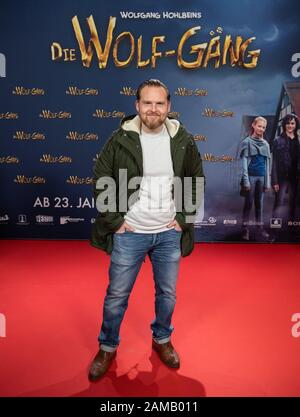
[152,340,180,369]
[88,349,117,381]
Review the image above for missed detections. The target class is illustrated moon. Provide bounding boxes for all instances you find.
[264,24,279,42]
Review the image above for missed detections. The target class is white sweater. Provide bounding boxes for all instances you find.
[124,125,176,233]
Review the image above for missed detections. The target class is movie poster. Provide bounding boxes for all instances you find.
[0,0,300,242]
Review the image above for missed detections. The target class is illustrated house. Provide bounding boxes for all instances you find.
[272,81,300,139]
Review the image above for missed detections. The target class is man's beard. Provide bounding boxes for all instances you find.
[141,113,166,130]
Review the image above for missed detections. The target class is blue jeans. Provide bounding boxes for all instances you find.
[98,228,182,352]
[242,176,265,227]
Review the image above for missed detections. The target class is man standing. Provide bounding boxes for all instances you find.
[89,79,204,381]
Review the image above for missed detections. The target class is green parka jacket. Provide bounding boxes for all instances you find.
[90,115,205,257]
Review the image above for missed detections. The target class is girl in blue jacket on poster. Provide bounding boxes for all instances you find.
[240,116,271,241]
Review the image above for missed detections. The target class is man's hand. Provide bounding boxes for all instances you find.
[167,219,182,231]
[115,221,135,233]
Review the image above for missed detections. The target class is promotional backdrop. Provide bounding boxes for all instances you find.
[1,0,300,242]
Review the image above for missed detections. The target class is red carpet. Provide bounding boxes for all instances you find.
[0,240,299,397]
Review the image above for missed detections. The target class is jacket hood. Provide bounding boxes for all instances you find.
[120,114,180,138]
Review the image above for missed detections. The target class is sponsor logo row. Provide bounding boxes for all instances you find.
[195,218,300,227]
[0,214,95,225]
[1,215,299,227]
